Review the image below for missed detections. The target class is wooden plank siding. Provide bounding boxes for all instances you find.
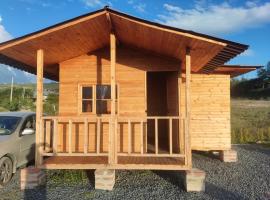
[57,46,181,154]
[57,46,231,154]
[180,74,231,151]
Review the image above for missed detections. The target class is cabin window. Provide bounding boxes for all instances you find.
[82,86,93,113]
[96,85,117,114]
[80,84,118,114]
[96,85,110,114]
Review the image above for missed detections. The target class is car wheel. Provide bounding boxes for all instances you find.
[0,157,13,187]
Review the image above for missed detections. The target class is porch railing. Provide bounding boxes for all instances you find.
[117,116,185,158]
[40,116,186,162]
[41,116,111,157]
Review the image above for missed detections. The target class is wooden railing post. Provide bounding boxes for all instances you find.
[128,119,131,155]
[114,117,118,163]
[169,118,173,155]
[68,120,72,154]
[53,119,58,155]
[185,47,191,167]
[35,49,44,167]
[140,120,144,154]
[97,118,100,154]
[84,118,88,154]
[155,118,158,155]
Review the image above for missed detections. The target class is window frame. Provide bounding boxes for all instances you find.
[78,84,119,116]
[78,84,95,115]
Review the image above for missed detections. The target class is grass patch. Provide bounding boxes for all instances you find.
[47,170,89,185]
[231,99,270,144]
[0,107,7,112]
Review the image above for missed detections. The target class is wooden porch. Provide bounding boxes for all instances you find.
[39,116,188,170]
[32,14,193,170]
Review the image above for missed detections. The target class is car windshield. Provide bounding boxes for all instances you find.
[0,116,21,135]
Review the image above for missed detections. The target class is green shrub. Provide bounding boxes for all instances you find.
[7,100,20,111]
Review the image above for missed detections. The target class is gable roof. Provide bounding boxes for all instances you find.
[0,7,249,81]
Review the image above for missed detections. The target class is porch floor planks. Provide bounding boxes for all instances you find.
[118,156,184,165]
[41,156,184,169]
[43,156,108,165]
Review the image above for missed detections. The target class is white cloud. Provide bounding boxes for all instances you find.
[82,0,103,7]
[157,2,270,35]
[0,16,12,43]
[134,3,146,13]
[81,0,112,8]
[127,1,146,13]
[240,49,255,57]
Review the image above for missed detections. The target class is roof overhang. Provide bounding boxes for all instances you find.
[213,65,262,77]
[0,7,249,81]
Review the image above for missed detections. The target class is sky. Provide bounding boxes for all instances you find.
[0,0,270,79]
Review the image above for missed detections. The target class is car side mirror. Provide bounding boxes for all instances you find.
[21,128,35,136]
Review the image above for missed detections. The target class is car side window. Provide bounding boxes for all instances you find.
[21,115,36,135]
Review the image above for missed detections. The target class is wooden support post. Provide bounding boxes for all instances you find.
[185,47,191,167]
[109,32,116,164]
[35,49,44,167]
[178,64,184,154]
[110,33,116,115]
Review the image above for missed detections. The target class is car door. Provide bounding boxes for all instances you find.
[18,115,36,166]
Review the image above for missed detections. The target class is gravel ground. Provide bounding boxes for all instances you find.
[0,144,269,200]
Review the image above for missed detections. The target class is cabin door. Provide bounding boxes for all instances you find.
[146,71,179,151]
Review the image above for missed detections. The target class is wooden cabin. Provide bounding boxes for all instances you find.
[0,7,259,191]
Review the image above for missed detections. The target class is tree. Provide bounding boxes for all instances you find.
[257,61,270,89]
[266,61,270,77]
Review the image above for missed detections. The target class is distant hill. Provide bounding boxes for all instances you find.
[0,64,53,84]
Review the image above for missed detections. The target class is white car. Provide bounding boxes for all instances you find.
[0,112,36,187]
